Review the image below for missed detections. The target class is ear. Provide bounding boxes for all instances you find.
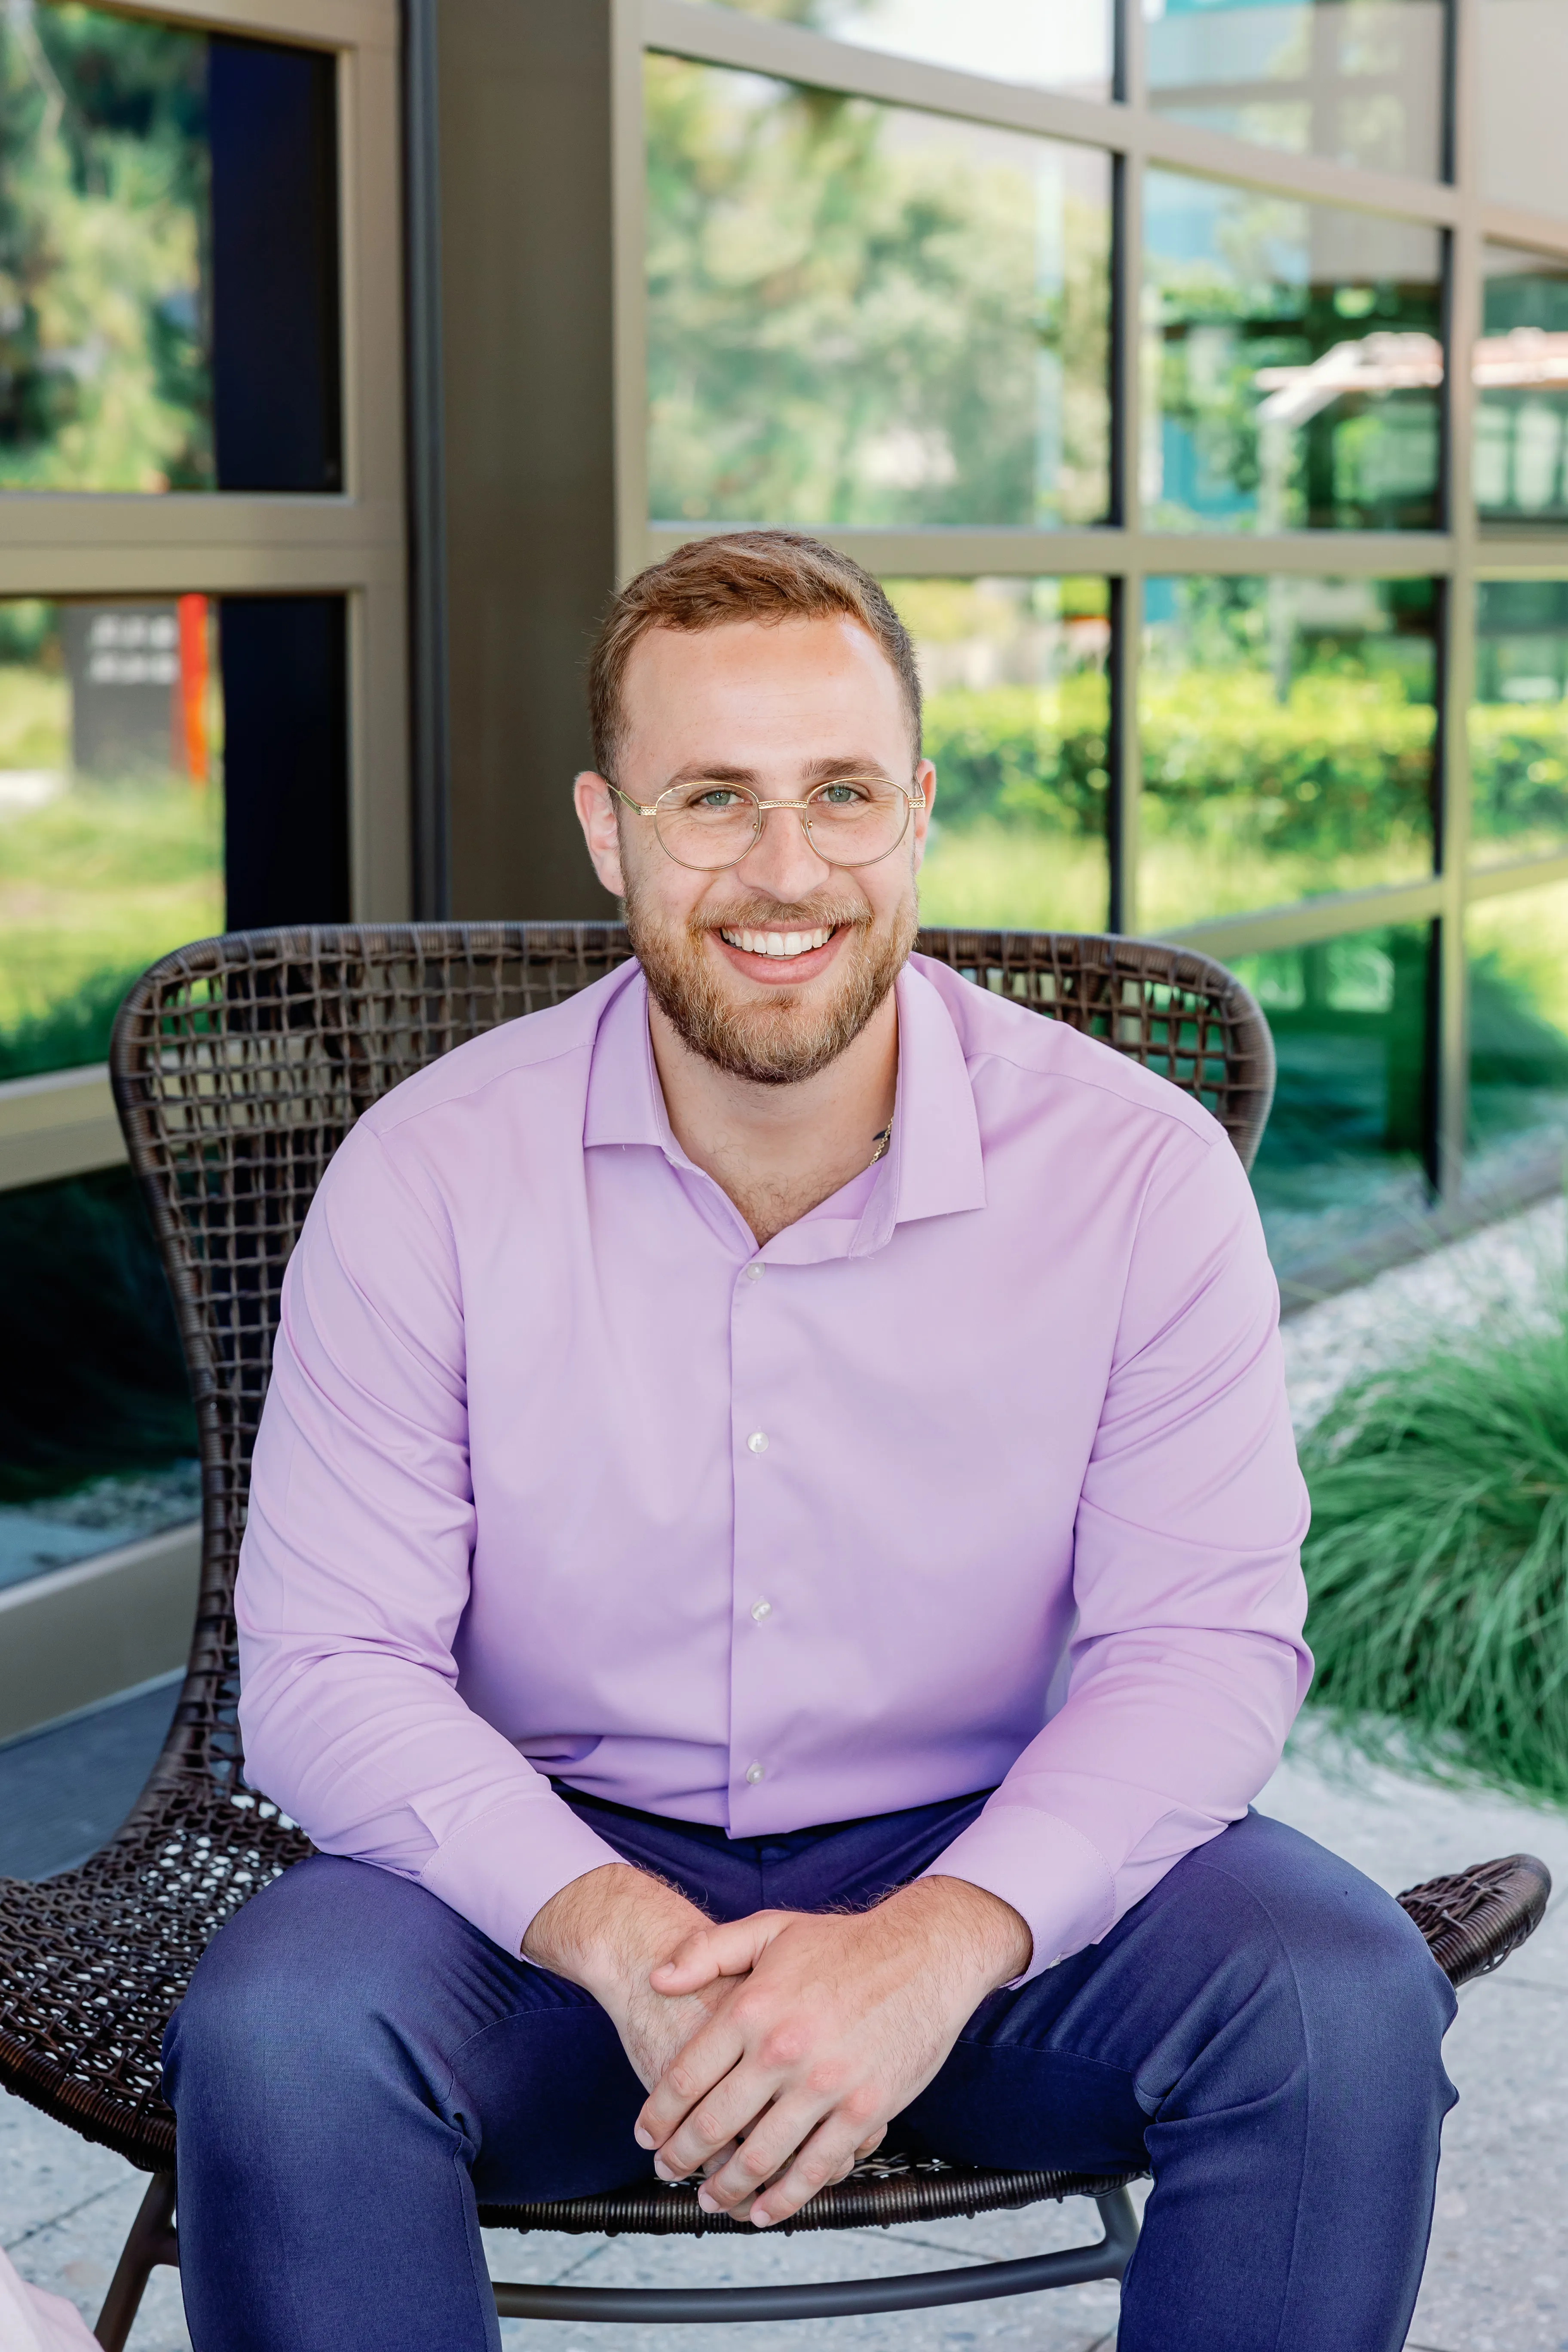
[910,758,936,874]
[574,771,628,898]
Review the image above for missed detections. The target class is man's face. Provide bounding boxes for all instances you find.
[575,615,935,1086]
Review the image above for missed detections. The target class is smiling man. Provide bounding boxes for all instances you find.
[166,531,1456,2352]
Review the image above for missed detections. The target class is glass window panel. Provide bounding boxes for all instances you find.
[1139,575,1437,928]
[0,596,222,1078]
[686,0,1113,99]
[886,577,1110,931]
[1475,246,1568,528]
[0,3,211,491]
[1481,0,1568,220]
[1467,880,1568,1182]
[1145,0,1446,179]
[0,1168,198,1579]
[1232,923,1434,1281]
[647,60,1112,528]
[1143,171,1443,531]
[1470,581,1568,869]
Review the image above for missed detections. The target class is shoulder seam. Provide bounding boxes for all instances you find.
[962,1041,1221,1145]
[365,1030,593,1139]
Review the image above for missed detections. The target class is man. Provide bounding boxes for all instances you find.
[167,530,1455,2352]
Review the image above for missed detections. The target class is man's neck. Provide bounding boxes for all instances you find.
[647,992,898,1248]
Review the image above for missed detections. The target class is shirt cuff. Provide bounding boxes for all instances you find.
[417,1785,626,1957]
[920,1803,1116,1983]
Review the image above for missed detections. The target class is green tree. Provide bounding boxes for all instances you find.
[646,55,1109,528]
[0,0,210,492]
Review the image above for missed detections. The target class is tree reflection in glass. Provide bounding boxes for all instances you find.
[1143,170,1443,531]
[882,577,1112,934]
[0,2,211,493]
[646,59,1112,529]
[1470,580,1568,868]
[1139,574,1438,928]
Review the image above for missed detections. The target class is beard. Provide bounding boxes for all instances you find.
[625,882,917,1086]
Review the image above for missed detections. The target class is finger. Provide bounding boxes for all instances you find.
[749,2116,874,2228]
[635,2014,749,2156]
[654,2057,802,2186]
[650,1912,789,1994]
[692,2094,830,2215]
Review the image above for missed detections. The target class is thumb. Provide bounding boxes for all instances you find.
[650,1910,791,1992]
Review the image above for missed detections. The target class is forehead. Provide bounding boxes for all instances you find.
[619,615,908,763]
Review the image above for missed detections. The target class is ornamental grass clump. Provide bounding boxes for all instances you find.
[1301,1308,1568,1804]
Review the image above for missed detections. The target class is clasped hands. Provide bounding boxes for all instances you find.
[524,1860,1031,2229]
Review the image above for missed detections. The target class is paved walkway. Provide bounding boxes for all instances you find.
[3,1203,1566,2349]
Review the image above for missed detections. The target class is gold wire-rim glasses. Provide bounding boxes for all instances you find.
[605,775,925,873]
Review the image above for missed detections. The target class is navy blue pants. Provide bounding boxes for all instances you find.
[163,1792,1456,2351]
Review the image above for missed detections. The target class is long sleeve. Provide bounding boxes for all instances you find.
[235,1121,622,1958]
[925,1127,1312,1979]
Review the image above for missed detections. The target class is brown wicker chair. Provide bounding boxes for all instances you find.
[0,921,1549,2347]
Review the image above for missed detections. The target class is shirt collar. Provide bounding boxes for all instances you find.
[581,956,986,1249]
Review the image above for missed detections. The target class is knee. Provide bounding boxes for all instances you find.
[163,1856,447,2121]
[1201,1816,1457,2104]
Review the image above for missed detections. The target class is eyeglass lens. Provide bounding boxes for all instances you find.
[652,779,914,871]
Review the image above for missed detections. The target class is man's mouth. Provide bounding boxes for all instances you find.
[717,925,836,960]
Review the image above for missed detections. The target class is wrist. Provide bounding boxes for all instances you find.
[887,1874,1033,1995]
[524,1862,706,2006]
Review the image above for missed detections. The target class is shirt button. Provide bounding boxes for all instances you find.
[745,1761,766,1784]
[745,1262,764,1282]
[747,1430,769,1453]
[750,1599,772,1622]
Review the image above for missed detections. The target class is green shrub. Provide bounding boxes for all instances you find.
[0,1166,196,1501]
[1301,1309,1568,1804]
[922,671,1568,864]
[0,965,141,1082]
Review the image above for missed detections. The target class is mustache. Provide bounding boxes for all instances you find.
[691,899,871,936]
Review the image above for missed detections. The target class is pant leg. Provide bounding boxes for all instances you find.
[900,1810,1458,2352]
[163,1853,652,2352]
[161,1798,835,2352]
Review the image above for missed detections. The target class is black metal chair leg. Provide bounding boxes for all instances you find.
[94,2171,178,2352]
[492,2186,1142,2323]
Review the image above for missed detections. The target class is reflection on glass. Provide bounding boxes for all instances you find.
[1233,924,1433,1278]
[0,3,211,491]
[1143,171,1442,531]
[1467,881,1568,1178]
[1145,0,1445,178]
[1476,247,1568,527]
[0,597,223,1078]
[887,578,1110,932]
[1470,581,1568,868]
[1480,0,1568,220]
[1139,575,1436,928]
[647,60,1112,529]
[691,0,1112,98]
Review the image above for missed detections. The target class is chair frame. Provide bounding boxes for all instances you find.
[0,922,1547,2346]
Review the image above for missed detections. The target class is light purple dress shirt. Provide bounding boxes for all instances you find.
[237,953,1311,1981]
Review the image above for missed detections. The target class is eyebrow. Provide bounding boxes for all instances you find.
[660,756,898,790]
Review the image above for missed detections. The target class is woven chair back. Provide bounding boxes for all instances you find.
[108,921,1273,1804]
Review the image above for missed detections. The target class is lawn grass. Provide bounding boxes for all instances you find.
[0,776,222,1041]
[917,821,1110,932]
[1301,1296,1568,1807]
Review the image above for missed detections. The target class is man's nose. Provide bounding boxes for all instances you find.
[732,801,835,898]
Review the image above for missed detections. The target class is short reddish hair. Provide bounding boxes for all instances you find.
[587,529,922,778]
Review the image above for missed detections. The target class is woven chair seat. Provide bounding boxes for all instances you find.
[479,2153,1145,2238]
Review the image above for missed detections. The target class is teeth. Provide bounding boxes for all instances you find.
[720,926,833,959]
